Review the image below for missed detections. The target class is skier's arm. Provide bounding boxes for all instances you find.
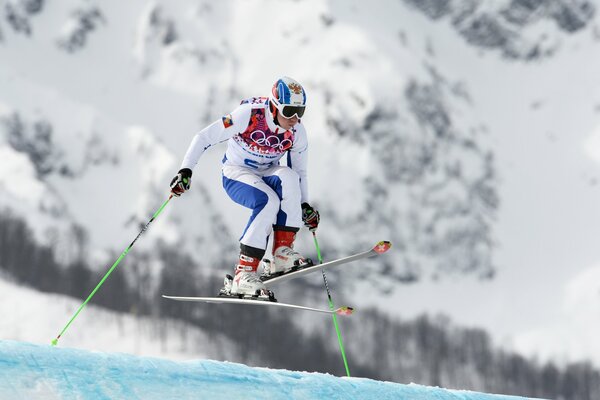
[288,124,309,204]
[289,129,319,231]
[180,105,251,171]
[170,105,250,196]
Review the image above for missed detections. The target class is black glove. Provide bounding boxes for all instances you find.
[301,202,320,231]
[170,168,192,197]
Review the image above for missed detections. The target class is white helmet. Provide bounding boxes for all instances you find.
[269,76,306,119]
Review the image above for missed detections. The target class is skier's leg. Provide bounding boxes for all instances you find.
[222,165,281,251]
[222,166,280,297]
[261,166,308,275]
[261,166,303,229]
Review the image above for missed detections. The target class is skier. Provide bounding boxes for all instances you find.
[169,77,320,300]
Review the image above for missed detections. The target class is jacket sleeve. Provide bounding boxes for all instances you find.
[180,104,251,171]
[288,124,309,204]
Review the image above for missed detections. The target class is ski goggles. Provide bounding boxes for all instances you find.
[274,103,306,119]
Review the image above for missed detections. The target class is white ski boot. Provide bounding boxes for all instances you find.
[231,267,267,296]
[265,228,311,277]
[222,254,274,300]
[271,246,307,273]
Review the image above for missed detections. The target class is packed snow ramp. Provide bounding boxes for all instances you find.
[0,341,542,400]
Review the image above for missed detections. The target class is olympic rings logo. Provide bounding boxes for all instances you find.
[249,130,292,151]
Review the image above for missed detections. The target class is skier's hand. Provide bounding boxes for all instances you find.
[170,168,192,197]
[301,202,320,231]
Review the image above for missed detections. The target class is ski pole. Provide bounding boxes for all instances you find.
[51,194,174,346]
[312,231,351,377]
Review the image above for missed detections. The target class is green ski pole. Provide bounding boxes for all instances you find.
[51,194,174,346]
[312,231,351,377]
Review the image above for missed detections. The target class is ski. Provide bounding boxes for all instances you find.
[161,241,390,316]
[261,240,392,287]
[161,295,354,316]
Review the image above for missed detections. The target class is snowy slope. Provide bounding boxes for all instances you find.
[356,0,600,366]
[0,340,542,400]
[0,277,238,362]
[1,0,600,370]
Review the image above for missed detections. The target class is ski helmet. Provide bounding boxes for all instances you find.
[270,77,306,119]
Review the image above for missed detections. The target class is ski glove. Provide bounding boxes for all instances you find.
[170,168,192,197]
[301,202,320,231]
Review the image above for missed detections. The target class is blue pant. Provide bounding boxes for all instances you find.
[222,165,302,250]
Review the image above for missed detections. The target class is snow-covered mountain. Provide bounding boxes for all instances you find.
[1,0,600,383]
[404,0,595,59]
[0,0,499,281]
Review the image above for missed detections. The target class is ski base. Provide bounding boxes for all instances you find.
[161,295,354,316]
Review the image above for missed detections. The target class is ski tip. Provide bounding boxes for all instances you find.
[336,306,354,316]
[373,241,392,254]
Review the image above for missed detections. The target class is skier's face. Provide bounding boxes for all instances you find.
[276,111,299,130]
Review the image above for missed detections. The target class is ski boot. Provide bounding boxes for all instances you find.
[264,227,312,278]
[220,254,276,301]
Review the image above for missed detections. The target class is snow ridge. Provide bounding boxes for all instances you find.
[0,340,540,400]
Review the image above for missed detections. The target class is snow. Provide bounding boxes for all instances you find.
[353,2,600,366]
[0,277,237,362]
[0,340,539,400]
[583,123,600,163]
[0,144,45,201]
[514,264,600,363]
